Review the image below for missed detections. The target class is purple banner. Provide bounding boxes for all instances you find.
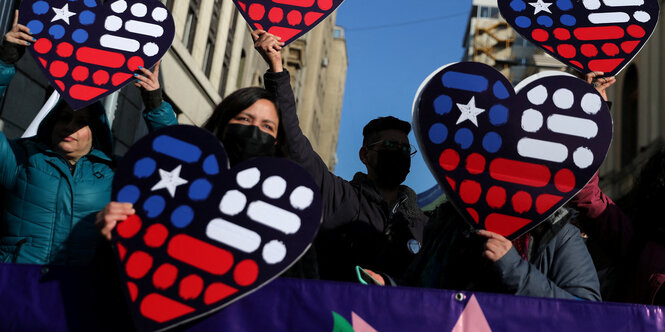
[0,263,663,331]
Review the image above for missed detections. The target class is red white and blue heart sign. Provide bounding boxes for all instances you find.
[233,0,345,46]
[111,125,322,331]
[498,0,660,76]
[412,62,613,240]
[19,0,175,110]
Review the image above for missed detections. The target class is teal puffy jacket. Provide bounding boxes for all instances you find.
[0,60,178,265]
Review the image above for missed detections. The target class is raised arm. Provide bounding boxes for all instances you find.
[134,60,178,131]
[253,30,359,228]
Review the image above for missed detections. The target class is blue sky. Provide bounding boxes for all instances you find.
[333,0,473,193]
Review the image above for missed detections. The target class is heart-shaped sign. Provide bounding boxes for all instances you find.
[19,0,175,110]
[233,0,345,46]
[412,62,613,240]
[111,125,322,331]
[498,0,660,76]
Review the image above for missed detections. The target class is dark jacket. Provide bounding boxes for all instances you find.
[571,174,665,305]
[0,59,178,265]
[264,70,428,282]
[408,203,601,301]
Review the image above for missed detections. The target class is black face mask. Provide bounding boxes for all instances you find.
[222,123,277,165]
[374,150,410,189]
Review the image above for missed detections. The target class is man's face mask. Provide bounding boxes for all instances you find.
[222,123,276,165]
[367,140,414,189]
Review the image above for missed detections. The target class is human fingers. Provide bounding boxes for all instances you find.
[12,10,18,27]
[152,60,160,77]
[475,229,496,239]
[138,66,156,81]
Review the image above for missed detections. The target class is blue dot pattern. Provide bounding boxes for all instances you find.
[429,123,448,144]
[515,16,531,28]
[493,81,509,100]
[144,195,166,218]
[560,14,576,26]
[134,157,157,179]
[32,1,49,15]
[537,16,553,28]
[79,10,95,25]
[72,29,88,43]
[84,0,97,7]
[556,0,573,10]
[118,185,141,204]
[27,20,44,34]
[482,132,502,153]
[510,0,526,12]
[188,179,212,201]
[171,205,194,228]
[434,95,453,115]
[203,155,220,175]
[489,105,509,126]
[454,128,474,150]
[49,25,65,39]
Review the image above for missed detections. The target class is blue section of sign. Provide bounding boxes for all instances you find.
[72,29,88,43]
[117,185,141,204]
[170,205,194,228]
[489,105,509,126]
[134,157,156,179]
[441,72,489,93]
[493,81,510,100]
[429,123,448,144]
[515,16,531,28]
[49,25,65,39]
[482,132,502,153]
[79,10,95,25]
[143,195,166,218]
[510,0,526,12]
[188,179,213,201]
[454,128,474,150]
[434,95,453,115]
[203,154,220,175]
[537,16,553,28]
[153,135,202,163]
[26,20,44,34]
[84,0,97,8]
[560,14,576,26]
[32,1,49,15]
[556,0,573,11]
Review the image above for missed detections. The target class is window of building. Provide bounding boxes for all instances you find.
[182,0,201,52]
[159,0,173,11]
[621,65,639,167]
[219,7,239,96]
[478,6,499,18]
[203,0,223,76]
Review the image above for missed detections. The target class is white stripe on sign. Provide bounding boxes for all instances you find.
[100,34,140,52]
[588,12,631,24]
[583,0,601,10]
[547,114,599,139]
[247,201,301,234]
[517,138,569,163]
[602,0,644,7]
[206,218,261,253]
[125,20,164,37]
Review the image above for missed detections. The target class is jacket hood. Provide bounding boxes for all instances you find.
[33,98,114,158]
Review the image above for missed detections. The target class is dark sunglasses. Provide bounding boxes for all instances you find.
[366,139,418,157]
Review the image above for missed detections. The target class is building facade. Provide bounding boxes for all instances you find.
[0,0,347,170]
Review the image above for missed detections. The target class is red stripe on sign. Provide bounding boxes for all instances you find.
[272,0,315,7]
[485,213,532,238]
[573,26,624,40]
[267,26,302,42]
[167,234,234,275]
[204,282,238,305]
[536,194,563,214]
[489,158,551,187]
[76,47,126,68]
[588,58,624,73]
[70,84,108,101]
[304,12,323,25]
[140,293,194,323]
[621,40,640,53]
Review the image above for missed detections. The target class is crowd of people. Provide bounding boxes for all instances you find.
[0,11,662,308]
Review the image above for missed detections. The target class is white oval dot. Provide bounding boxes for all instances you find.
[553,88,574,109]
[521,109,543,133]
[573,147,594,169]
[262,176,287,199]
[262,240,287,264]
[104,16,122,32]
[237,167,261,189]
[152,7,168,22]
[111,0,127,13]
[131,3,148,17]
[582,0,601,10]
[581,93,602,115]
[219,190,247,216]
[527,85,548,105]
[634,11,651,23]
[143,42,159,57]
[290,186,314,210]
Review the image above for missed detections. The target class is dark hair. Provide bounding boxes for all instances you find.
[362,116,411,146]
[203,87,287,157]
